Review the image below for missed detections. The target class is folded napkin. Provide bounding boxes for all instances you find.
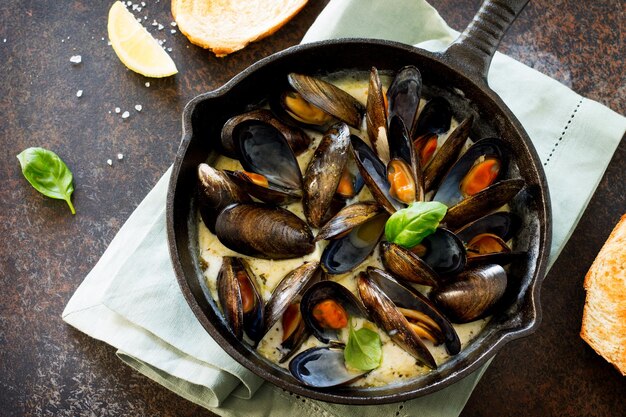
[63,0,626,416]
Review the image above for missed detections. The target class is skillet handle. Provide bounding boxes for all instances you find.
[441,0,529,84]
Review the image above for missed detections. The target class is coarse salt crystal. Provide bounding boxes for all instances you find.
[115,107,121,113]
[152,20,158,26]
[132,4,139,10]
[136,18,141,23]
[122,111,130,119]
[126,1,132,6]
[3,39,6,43]
[143,16,147,20]
[135,104,142,111]
[117,153,124,160]
[137,7,142,12]
[70,55,82,64]
[145,82,150,87]
[76,90,83,97]
[141,1,146,6]
[170,29,176,34]
[107,41,111,46]
[101,37,105,41]
[171,21,177,27]
[157,24,164,30]
[107,159,113,166]
[167,47,172,52]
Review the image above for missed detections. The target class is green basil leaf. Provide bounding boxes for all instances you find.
[344,321,382,371]
[384,201,447,248]
[17,147,76,214]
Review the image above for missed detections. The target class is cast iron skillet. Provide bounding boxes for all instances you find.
[167,0,551,405]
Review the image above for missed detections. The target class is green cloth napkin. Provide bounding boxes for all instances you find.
[63,0,626,416]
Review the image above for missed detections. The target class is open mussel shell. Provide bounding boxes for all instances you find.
[434,138,509,207]
[430,264,508,323]
[366,267,460,355]
[315,201,381,242]
[217,257,264,344]
[456,211,521,243]
[422,116,473,192]
[335,152,365,200]
[351,135,405,214]
[228,170,301,205]
[413,96,452,138]
[300,280,368,344]
[197,163,251,232]
[443,178,525,231]
[321,212,388,274]
[386,65,422,135]
[263,261,321,336]
[215,203,314,259]
[413,228,467,276]
[303,123,351,227]
[289,347,368,388]
[288,73,364,128]
[366,67,390,163]
[233,119,303,190]
[379,242,440,287]
[358,271,436,369]
[221,109,311,158]
[387,115,423,202]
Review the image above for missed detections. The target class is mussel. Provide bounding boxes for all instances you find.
[300,280,369,344]
[303,122,351,227]
[456,212,525,266]
[217,257,264,344]
[197,163,251,232]
[434,138,509,207]
[228,170,301,205]
[320,211,388,274]
[366,67,390,163]
[221,109,311,157]
[380,241,441,287]
[422,116,473,192]
[386,65,422,136]
[233,119,303,191]
[289,347,368,388]
[215,203,315,259]
[430,264,508,323]
[286,73,364,128]
[412,96,452,139]
[315,202,381,242]
[357,270,436,369]
[367,267,460,355]
[262,261,321,362]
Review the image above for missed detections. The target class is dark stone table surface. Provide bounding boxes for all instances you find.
[1,0,624,416]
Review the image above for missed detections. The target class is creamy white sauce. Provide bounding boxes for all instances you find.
[198,72,489,387]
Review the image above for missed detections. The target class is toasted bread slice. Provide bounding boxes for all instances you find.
[580,214,626,376]
[172,0,308,57]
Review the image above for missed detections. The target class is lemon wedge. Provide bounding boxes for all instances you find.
[107,1,178,78]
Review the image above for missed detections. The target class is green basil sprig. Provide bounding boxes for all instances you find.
[17,147,76,214]
[384,201,447,248]
[344,320,382,371]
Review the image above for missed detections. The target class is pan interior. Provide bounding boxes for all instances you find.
[169,39,549,404]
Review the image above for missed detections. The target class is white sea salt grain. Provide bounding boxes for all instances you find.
[145,82,150,87]
[122,111,130,119]
[170,21,177,27]
[70,55,82,64]
[170,29,176,34]
[126,1,132,6]
[141,2,146,6]
[107,159,113,166]
[152,20,158,26]
[76,90,83,97]
[117,153,124,160]
[158,24,164,30]
[167,47,172,52]
[135,104,142,111]
[107,41,112,46]
[115,107,121,113]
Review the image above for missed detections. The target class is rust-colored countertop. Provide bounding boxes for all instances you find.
[1,1,624,416]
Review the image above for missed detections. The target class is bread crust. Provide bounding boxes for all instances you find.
[172,0,308,57]
[580,214,626,376]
